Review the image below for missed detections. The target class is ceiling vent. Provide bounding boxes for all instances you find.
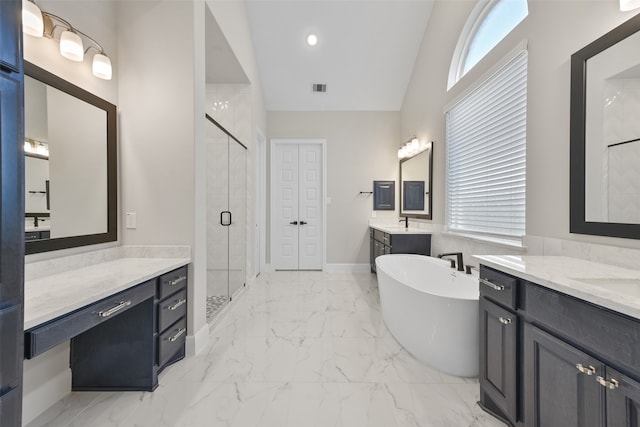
[312,83,327,93]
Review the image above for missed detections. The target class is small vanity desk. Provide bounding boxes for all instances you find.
[24,257,190,392]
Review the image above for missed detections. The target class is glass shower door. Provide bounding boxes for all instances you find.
[206,121,230,322]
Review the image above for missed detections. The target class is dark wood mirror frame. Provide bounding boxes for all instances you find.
[25,61,117,254]
[399,143,433,221]
[570,13,640,240]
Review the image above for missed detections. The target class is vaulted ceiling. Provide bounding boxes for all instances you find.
[244,1,435,111]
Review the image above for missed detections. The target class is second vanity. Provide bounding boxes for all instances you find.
[476,255,640,427]
[369,223,431,273]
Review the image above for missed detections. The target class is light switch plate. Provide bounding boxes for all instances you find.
[125,212,137,229]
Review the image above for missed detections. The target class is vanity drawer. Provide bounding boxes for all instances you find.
[25,280,155,358]
[372,229,389,245]
[158,289,187,333]
[158,266,188,300]
[479,266,518,310]
[524,283,640,378]
[158,317,186,368]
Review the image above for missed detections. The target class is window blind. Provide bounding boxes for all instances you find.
[446,50,527,239]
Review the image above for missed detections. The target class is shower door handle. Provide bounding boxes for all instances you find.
[290,221,298,225]
[220,211,232,226]
[299,221,307,225]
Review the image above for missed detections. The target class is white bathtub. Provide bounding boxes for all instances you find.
[375,254,479,377]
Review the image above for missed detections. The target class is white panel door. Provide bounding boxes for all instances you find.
[271,141,323,270]
[272,143,299,270]
[298,144,323,270]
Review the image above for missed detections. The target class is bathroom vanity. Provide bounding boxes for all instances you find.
[476,255,640,427]
[24,257,190,392]
[369,224,431,273]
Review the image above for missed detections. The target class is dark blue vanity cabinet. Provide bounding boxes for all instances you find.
[369,228,431,273]
[479,265,640,427]
[24,266,188,392]
[0,1,24,425]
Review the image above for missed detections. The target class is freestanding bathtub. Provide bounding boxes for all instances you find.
[375,254,479,377]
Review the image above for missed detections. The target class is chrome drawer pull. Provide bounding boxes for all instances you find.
[576,364,596,375]
[480,278,505,291]
[596,376,619,389]
[499,316,512,325]
[168,276,187,286]
[98,300,131,317]
[168,327,186,342]
[168,299,187,311]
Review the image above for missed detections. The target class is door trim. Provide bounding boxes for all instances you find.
[269,139,327,271]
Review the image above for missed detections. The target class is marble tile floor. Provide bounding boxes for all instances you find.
[27,271,506,427]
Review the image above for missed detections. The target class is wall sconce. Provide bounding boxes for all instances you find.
[21,0,113,80]
[24,139,49,159]
[620,0,640,10]
[398,136,431,159]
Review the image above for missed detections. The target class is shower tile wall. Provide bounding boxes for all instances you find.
[206,84,251,144]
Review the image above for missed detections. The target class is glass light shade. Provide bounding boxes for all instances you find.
[92,53,112,80]
[620,0,640,10]
[59,30,84,62]
[22,0,44,37]
[307,34,318,46]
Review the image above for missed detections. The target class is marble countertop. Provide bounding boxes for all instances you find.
[474,255,640,320]
[24,257,190,330]
[369,223,432,234]
[25,225,50,232]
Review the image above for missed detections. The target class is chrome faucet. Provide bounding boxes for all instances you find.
[399,216,408,229]
[437,252,464,272]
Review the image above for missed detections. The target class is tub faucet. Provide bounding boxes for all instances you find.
[399,216,408,229]
[437,252,464,272]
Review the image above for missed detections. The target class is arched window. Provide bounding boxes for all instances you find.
[448,0,528,89]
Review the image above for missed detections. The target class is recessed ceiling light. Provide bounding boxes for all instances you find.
[307,34,318,46]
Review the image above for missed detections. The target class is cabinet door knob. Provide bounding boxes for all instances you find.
[498,316,512,325]
[575,364,596,376]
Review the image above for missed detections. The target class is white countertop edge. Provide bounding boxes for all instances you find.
[474,255,640,320]
[24,257,190,330]
[369,224,432,234]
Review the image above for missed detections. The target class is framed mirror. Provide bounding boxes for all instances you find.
[399,143,433,220]
[571,13,640,239]
[24,61,117,254]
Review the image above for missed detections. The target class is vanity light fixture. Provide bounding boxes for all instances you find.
[398,136,431,159]
[24,139,49,159]
[59,29,84,62]
[22,0,44,37]
[21,2,113,80]
[620,0,640,11]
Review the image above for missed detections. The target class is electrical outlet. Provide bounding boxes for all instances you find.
[372,211,377,218]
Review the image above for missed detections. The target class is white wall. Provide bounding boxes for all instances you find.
[401,0,640,264]
[267,111,400,266]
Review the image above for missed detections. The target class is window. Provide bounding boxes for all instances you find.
[448,0,528,89]
[445,50,527,241]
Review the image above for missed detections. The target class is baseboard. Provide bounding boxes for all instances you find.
[22,369,72,426]
[186,323,210,356]
[324,263,371,273]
